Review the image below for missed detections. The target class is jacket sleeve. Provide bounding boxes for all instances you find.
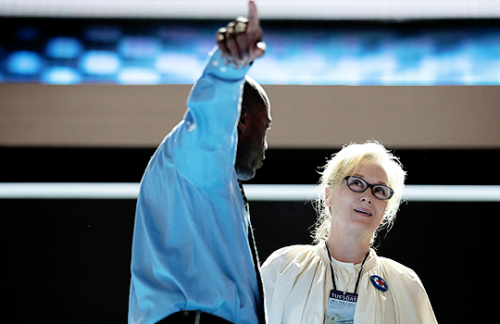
[169,47,252,188]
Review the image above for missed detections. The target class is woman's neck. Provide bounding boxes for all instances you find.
[326,231,371,264]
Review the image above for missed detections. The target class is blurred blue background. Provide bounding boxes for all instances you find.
[2,18,500,85]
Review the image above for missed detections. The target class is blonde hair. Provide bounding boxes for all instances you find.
[312,140,406,246]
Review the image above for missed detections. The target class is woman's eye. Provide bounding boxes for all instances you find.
[351,179,365,187]
[374,186,389,197]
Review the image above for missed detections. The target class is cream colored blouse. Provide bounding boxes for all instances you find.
[261,243,437,324]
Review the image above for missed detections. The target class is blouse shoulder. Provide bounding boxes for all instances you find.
[375,255,424,287]
[264,244,317,263]
[262,244,327,276]
[372,254,437,322]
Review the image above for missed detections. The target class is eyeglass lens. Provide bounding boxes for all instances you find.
[346,176,393,200]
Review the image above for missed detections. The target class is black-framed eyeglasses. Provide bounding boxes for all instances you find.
[344,176,394,200]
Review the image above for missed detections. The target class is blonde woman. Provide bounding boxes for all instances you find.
[261,141,437,324]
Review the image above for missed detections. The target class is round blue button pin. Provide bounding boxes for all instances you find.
[370,275,389,292]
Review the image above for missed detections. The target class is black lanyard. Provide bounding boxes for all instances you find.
[325,241,369,294]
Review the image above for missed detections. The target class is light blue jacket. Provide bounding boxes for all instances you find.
[128,48,261,324]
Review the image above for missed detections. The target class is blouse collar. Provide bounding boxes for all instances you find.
[315,241,377,272]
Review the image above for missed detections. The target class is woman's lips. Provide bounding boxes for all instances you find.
[354,208,372,216]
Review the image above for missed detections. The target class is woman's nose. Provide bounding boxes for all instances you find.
[360,194,373,204]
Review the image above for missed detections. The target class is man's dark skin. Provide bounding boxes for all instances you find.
[236,76,272,181]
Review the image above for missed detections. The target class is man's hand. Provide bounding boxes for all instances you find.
[216,0,266,67]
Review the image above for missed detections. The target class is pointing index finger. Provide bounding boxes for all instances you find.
[247,0,259,29]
